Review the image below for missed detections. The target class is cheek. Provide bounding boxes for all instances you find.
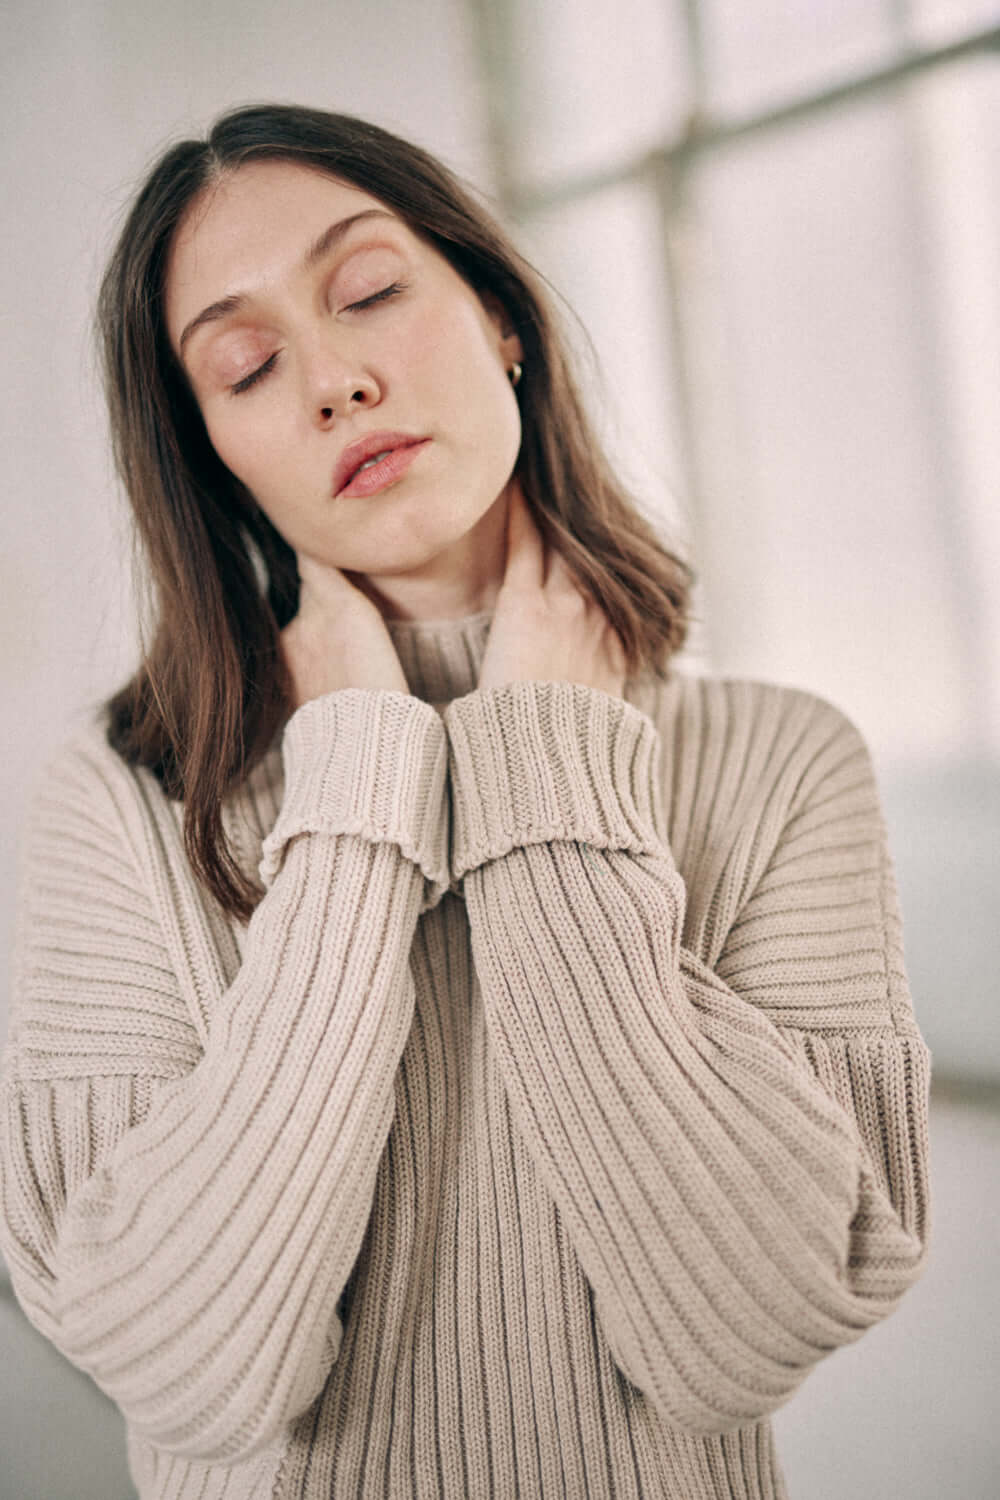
[405,297,501,384]
[203,408,274,488]
[393,310,457,387]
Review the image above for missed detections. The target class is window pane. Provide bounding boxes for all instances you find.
[516,181,690,543]
[683,96,974,764]
[502,0,692,189]
[697,0,899,117]
[907,56,1000,753]
[907,0,1000,48]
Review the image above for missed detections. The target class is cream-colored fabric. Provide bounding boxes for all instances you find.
[1,610,931,1498]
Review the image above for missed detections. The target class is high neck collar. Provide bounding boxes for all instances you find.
[384,609,495,709]
[383,607,663,718]
[227,606,664,877]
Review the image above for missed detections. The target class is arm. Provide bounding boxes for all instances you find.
[1,689,448,1463]
[444,677,930,1435]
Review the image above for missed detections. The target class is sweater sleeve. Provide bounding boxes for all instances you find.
[0,689,448,1463]
[443,678,931,1435]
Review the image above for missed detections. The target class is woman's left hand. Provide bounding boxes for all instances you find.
[477,484,627,699]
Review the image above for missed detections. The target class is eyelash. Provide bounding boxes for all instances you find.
[228,280,408,396]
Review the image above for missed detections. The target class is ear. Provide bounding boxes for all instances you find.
[479,289,525,366]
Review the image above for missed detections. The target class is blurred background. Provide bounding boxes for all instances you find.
[2,2,998,1496]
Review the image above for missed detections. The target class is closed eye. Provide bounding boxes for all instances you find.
[230,351,279,396]
[345,280,407,312]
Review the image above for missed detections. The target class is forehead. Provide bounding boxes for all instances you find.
[165,160,410,332]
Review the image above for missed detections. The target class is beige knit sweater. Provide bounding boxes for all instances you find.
[1,609,931,1499]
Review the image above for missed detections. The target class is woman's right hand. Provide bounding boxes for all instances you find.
[280,555,410,708]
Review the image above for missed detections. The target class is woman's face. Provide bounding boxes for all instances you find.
[165,159,524,588]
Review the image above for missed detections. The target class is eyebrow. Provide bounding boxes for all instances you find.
[176,208,398,356]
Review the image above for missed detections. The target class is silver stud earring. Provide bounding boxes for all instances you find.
[508,361,523,388]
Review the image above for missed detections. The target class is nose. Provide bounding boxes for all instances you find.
[316,374,381,425]
[303,339,381,426]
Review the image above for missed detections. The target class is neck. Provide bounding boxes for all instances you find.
[347,482,514,624]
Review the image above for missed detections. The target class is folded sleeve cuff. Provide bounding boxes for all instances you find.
[260,689,450,907]
[444,680,669,881]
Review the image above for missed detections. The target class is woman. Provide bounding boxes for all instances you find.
[1,104,930,1499]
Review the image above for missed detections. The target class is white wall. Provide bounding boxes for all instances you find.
[1,0,492,1040]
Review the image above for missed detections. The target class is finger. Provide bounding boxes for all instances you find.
[545,547,580,593]
[296,553,354,606]
[545,547,592,611]
[501,485,545,592]
[298,564,372,627]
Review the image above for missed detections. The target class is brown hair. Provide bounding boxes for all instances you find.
[100,102,692,921]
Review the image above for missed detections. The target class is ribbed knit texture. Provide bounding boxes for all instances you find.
[0,609,931,1499]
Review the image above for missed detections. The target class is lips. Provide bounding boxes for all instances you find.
[332,431,429,497]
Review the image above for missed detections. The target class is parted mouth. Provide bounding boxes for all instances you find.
[332,431,428,497]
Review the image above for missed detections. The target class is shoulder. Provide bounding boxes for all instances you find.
[636,670,881,863]
[653,668,863,735]
[637,673,886,964]
[26,711,168,827]
[25,712,287,901]
[15,713,192,905]
[644,669,873,783]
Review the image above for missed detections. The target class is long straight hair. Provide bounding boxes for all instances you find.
[100,103,693,921]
